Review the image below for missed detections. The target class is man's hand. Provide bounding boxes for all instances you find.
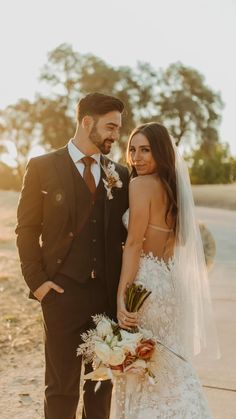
[33,281,64,302]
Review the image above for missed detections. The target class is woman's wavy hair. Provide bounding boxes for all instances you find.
[127,122,178,232]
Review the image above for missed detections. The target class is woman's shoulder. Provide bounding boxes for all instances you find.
[129,174,162,193]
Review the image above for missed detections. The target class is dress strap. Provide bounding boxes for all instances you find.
[148,224,173,233]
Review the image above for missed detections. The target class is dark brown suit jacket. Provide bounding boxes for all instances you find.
[16,146,129,313]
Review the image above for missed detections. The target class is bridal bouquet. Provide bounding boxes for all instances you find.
[77,284,156,383]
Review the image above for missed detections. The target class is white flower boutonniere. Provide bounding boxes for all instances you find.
[101,162,123,200]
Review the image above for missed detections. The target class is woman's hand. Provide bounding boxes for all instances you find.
[117,296,138,330]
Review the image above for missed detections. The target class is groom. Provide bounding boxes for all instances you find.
[16,93,129,419]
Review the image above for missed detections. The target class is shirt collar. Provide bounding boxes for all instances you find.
[68,139,101,165]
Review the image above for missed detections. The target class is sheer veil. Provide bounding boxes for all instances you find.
[172,140,220,359]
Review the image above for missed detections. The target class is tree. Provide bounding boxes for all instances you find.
[39,44,138,142]
[38,46,164,155]
[0,100,38,182]
[34,97,74,149]
[0,45,225,173]
[39,47,223,154]
[189,142,236,184]
[40,43,83,115]
[154,62,223,147]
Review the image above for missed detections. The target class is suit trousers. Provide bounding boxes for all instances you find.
[41,274,112,419]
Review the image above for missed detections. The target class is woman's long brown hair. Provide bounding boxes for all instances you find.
[127,122,178,233]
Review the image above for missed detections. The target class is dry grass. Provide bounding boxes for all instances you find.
[0,190,44,418]
[0,191,43,355]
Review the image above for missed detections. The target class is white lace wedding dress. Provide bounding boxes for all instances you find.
[110,210,212,419]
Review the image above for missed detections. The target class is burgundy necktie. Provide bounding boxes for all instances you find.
[81,156,96,195]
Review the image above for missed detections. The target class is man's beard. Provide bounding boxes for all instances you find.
[89,125,113,155]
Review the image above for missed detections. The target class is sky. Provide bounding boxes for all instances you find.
[0,0,236,155]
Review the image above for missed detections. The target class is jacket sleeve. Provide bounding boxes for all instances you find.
[15,158,49,292]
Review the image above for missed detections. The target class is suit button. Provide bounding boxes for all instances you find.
[56,258,62,264]
[93,257,97,262]
[92,238,96,243]
[68,232,74,237]
[92,219,96,223]
[91,270,96,279]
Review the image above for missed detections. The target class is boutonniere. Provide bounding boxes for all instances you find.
[101,161,123,200]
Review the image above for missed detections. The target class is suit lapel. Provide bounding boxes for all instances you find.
[53,146,76,228]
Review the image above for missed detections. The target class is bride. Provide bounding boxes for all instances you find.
[110,122,220,418]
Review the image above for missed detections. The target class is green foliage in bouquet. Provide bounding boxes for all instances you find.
[125,284,151,313]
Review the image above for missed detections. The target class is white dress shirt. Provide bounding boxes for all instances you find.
[67,139,101,186]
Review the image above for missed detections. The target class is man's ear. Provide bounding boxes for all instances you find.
[81,115,94,131]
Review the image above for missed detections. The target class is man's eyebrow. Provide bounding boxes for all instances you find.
[106,122,121,128]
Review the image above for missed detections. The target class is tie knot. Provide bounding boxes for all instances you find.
[81,156,94,167]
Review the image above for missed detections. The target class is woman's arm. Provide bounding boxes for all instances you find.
[117,176,151,328]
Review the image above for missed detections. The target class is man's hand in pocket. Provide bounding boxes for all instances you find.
[33,281,64,302]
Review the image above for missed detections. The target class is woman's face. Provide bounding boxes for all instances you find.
[129,132,157,175]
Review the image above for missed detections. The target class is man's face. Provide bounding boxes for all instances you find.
[89,111,122,154]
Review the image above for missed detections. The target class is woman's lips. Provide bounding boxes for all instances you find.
[135,165,146,170]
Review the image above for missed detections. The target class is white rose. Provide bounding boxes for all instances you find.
[96,318,113,338]
[94,341,111,363]
[118,330,143,354]
[109,347,126,366]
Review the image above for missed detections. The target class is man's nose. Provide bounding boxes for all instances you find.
[111,131,119,141]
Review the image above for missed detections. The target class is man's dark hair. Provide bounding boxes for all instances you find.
[76,92,124,122]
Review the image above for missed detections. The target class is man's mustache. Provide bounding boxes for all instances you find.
[104,138,114,144]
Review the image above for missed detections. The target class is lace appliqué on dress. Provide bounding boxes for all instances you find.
[110,210,212,418]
